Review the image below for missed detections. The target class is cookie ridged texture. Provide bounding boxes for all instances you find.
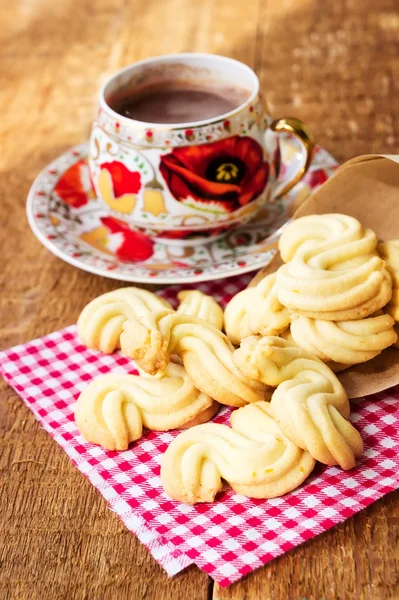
[120,311,268,407]
[224,273,290,345]
[277,214,392,320]
[378,240,399,321]
[161,401,315,503]
[78,287,227,354]
[234,336,363,470]
[75,362,218,451]
[77,287,173,354]
[177,290,224,330]
[279,327,349,373]
[290,312,397,365]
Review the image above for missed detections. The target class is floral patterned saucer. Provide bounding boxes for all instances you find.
[27,141,337,284]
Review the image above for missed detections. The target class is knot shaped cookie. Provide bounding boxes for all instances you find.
[378,241,399,322]
[177,290,223,330]
[75,362,218,451]
[161,401,315,503]
[224,273,290,345]
[290,312,397,365]
[78,287,173,354]
[120,311,268,407]
[234,336,363,469]
[277,214,392,320]
[78,287,223,354]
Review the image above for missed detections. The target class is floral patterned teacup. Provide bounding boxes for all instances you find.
[89,53,314,246]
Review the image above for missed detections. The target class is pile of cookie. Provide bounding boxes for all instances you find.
[74,213,399,504]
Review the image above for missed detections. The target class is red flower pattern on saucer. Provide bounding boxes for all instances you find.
[27,140,338,284]
[53,159,93,208]
[100,216,154,262]
[305,168,329,188]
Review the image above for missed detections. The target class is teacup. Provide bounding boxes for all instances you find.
[89,53,314,246]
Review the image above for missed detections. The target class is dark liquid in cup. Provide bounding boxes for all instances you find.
[108,82,251,124]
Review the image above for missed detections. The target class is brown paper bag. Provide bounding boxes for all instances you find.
[249,155,399,399]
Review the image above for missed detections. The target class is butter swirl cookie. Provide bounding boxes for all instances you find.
[234,336,363,469]
[290,312,397,365]
[378,241,399,323]
[75,362,218,451]
[277,214,392,320]
[77,287,173,354]
[177,290,224,330]
[161,401,315,503]
[120,311,268,407]
[78,287,223,354]
[224,273,290,345]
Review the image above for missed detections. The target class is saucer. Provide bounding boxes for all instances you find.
[27,141,337,284]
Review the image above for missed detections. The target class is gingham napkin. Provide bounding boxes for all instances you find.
[1,274,399,587]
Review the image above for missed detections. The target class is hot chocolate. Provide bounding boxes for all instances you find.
[108,81,251,124]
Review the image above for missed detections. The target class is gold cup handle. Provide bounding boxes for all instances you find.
[270,117,315,198]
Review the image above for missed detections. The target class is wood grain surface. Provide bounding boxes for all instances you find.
[1,1,398,598]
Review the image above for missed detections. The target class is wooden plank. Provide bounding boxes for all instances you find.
[254,0,399,163]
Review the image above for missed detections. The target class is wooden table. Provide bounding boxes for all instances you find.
[1,1,398,598]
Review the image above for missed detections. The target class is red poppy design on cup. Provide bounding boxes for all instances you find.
[100,162,142,196]
[159,136,269,213]
[101,216,154,262]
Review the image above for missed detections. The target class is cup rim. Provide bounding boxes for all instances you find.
[98,53,260,130]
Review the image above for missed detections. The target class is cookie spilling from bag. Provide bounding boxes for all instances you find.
[248,154,399,399]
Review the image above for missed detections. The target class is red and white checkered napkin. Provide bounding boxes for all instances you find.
[1,274,399,587]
